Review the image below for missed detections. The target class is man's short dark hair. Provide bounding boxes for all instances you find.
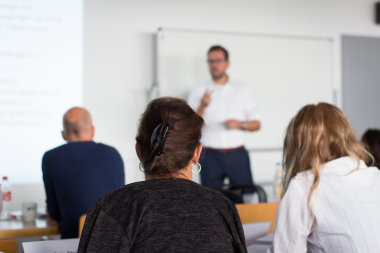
[208,45,229,61]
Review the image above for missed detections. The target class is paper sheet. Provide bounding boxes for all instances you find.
[23,238,79,253]
[242,221,271,247]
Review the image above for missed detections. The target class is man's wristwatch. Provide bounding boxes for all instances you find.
[242,122,247,130]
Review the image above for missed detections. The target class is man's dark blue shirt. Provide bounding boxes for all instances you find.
[42,141,125,239]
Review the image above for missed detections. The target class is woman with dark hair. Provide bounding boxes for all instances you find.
[362,129,380,169]
[78,97,247,253]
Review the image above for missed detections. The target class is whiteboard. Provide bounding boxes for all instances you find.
[157,29,334,149]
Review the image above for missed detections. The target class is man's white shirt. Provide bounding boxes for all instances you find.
[187,78,260,149]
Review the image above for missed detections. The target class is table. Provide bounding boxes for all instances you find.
[0,218,60,239]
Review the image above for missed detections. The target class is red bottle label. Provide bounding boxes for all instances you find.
[3,192,11,201]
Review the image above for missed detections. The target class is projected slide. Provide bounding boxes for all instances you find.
[0,0,83,184]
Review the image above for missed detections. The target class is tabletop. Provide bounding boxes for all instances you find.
[0,218,60,239]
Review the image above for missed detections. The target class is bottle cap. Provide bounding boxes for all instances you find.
[3,176,7,180]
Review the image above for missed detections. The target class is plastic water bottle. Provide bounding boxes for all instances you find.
[273,163,283,199]
[0,176,11,221]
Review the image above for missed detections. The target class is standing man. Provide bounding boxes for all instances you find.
[42,107,125,238]
[188,45,260,189]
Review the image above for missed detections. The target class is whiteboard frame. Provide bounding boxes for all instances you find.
[155,28,335,151]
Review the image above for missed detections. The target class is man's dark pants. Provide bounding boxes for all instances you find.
[199,147,254,189]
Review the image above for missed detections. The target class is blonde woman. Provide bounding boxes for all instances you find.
[270,103,380,253]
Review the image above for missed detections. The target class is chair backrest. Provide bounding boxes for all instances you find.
[236,202,279,235]
[213,184,268,203]
[78,214,87,238]
[0,239,18,253]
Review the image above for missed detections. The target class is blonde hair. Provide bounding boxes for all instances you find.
[282,103,373,218]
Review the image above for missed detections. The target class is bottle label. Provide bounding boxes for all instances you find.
[3,191,11,201]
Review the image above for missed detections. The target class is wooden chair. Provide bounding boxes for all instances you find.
[78,214,87,238]
[236,202,279,235]
[0,239,18,253]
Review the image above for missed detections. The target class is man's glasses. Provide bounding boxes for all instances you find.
[207,59,227,64]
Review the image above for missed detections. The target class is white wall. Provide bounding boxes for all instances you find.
[13,0,380,210]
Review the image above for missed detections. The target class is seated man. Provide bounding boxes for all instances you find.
[42,107,125,238]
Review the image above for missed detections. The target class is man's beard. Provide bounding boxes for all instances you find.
[211,71,225,81]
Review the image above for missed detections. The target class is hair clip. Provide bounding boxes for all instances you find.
[150,122,170,156]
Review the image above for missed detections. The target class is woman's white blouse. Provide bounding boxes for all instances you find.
[270,157,380,253]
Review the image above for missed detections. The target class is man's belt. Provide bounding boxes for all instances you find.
[205,146,244,153]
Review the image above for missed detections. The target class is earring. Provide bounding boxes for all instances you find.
[139,162,144,172]
[192,163,201,174]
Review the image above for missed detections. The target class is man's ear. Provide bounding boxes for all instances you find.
[61,131,67,141]
[192,144,202,165]
[91,126,95,139]
[135,143,142,162]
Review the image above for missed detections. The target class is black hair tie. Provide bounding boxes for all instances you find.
[150,122,170,156]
